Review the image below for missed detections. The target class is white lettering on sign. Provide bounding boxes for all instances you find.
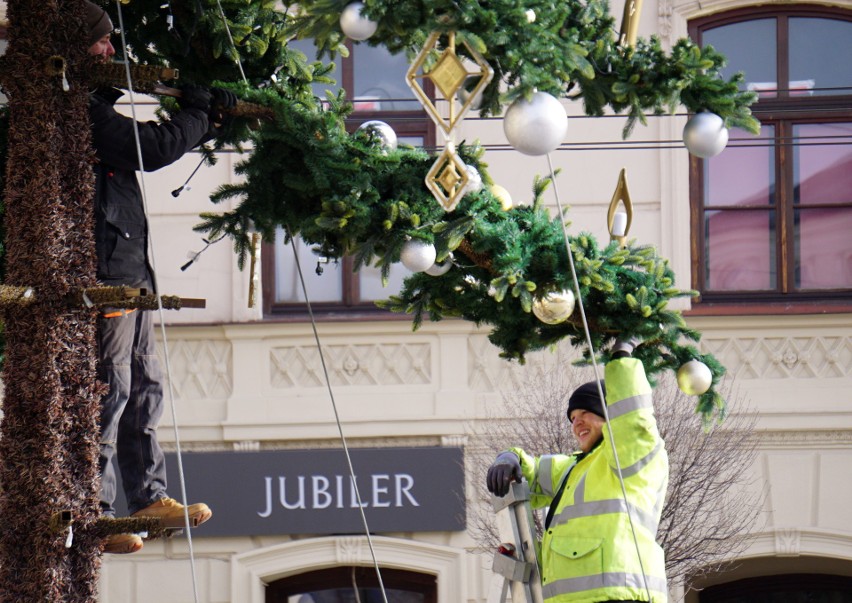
[257,474,420,518]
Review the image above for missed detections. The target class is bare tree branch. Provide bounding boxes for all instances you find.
[468,358,763,592]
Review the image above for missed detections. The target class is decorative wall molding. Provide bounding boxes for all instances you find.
[335,537,368,564]
[231,536,466,602]
[159,338,232,399]
[774,528,802,557]
[757,430,852,449]
[701,335,852,380]
[269,342,432,388]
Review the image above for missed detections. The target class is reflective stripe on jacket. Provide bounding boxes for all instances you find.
[511,358,669,603]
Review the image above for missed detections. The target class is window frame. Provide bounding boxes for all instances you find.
[687,5,852,314]
[263,41,436,319]
[698,572,852,602]
[264,566,437,603]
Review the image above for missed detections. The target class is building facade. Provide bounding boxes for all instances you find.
[1,0,851,600]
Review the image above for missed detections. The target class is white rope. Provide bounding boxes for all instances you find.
[214,0,249,85]
[545,152,654,602]
[206,4,390,599]
[113,4,201,602]
[288,234,390,603]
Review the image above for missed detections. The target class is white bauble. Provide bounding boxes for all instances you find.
[340,2,378,41]
[676,360,713,396]
[490,184,513,210]
[425,258,453,276]
[457,76,484,111]
[531,289,576,325]
[503,91,567,156]
[463,164,483,196]
[683,112,729,158]
[525,9,536,22]
[400,239,437,273]
[356,120,397,152]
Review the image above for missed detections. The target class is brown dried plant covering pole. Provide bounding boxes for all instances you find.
[0,0,104,599]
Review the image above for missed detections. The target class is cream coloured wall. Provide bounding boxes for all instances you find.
[0,0,848,600]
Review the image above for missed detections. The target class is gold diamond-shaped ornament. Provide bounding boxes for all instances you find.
[425,144,470,211]
[406,31,494,136]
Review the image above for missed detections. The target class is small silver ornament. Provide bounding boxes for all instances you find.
[462,164,483,197]
[458,76,484,111]
[340,2,378,41]
[425,258,453,276]
[503,91,568,156]
[525,9,537,22]
[531,289,576,325]
[357,120,397,152]
[676,360,713,396]
[400,239,437,273]
[683,112,729,158]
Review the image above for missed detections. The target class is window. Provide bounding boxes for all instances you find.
[699,573,852,602]
[689,7,852,308]
[265,566,437,603]
[262,41,436,317]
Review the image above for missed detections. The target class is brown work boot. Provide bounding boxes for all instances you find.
[104,533,143,554]
[131,497,212,529]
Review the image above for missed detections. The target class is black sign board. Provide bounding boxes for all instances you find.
[114,447,466,537]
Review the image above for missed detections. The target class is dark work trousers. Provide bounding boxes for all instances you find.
[97,308,167,516]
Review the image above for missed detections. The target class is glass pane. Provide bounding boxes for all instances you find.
[795,207,852,289]
[274,230,344,303]
[705,125,775,207]
[794,123,852,206]
[353,44,418,112]
[359,263,410,301]
[790,18,852,96]
[286,39,343,100]
[705,209,776,291]
[288,588,425,602]
[703,19,777,97]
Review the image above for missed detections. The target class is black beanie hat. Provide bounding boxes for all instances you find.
[567,380,606,422]
[84,1,114,46]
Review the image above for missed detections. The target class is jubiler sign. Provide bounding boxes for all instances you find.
[129,447,466,537]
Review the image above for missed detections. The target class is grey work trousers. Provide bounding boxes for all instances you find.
[97,309,167,516]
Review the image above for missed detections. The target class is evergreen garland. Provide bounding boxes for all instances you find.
[286,0,759,135]
[71,0,756,422]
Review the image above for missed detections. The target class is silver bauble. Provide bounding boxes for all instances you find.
[357,120,397,152]
[531,289,576,325]
[503,91,568,156]
[425,258,453,277]
[400,239,437,273]
[683,112,729,158]
[457,76,484,111]
[676,360,713,396]
[339,2,378,41]
[463,164,483,196]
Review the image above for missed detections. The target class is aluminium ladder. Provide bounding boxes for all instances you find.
[487,480,544,603]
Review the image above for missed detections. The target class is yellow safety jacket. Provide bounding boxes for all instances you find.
[510,358,669,603]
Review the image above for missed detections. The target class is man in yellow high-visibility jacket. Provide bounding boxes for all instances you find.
[487,340,669,602]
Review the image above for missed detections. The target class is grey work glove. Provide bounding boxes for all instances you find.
[486,452,522,497]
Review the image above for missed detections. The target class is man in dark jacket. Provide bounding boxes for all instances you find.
[85,0,235,554]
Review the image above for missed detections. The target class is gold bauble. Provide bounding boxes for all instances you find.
[676,360,713,396]
[531,290,576,325]
[490,184,513,210]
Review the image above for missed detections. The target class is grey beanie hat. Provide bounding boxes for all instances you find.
[567,380,606,422]
[84,1,114,46]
